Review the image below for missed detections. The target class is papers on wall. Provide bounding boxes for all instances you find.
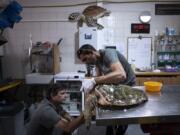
[127,37,152,70]
[79,27,97,49]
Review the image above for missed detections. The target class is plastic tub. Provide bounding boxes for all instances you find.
[144,81,162,92]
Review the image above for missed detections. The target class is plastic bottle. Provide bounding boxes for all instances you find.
[131,60,136,72]
[165,27,169,36]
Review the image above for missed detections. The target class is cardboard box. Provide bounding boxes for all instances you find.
[30,43,60,74]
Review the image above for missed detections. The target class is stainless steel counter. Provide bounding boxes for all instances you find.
[96,86,180,126]
[135,71,180,76]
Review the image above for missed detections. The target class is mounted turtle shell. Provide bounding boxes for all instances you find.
[83,5,110,17]
[68,5,110,30]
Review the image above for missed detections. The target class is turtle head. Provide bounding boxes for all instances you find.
[68,12,82,22]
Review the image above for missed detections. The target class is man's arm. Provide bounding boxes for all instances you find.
[95,65,101,76]
[55,113,84,133]
[95,61,126,84]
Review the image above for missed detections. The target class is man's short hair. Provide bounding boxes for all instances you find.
[77,44,96,59]
[47,83,67,99]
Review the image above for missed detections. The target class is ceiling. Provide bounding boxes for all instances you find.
[1,0,180,7]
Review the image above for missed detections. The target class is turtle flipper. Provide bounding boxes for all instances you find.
[86,17,104,30]
[104,10,111,16]
[78,19,83,27]
[83,94,97,129]
[96,23,104,30]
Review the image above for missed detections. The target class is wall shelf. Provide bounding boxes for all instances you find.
[155,35,180,68]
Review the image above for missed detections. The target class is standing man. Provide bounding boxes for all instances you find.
[77,44,136,135]
[27,83,85,135]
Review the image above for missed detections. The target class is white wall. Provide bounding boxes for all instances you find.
[2,1,88,78]
[99,3,180,55]
[2,1,180,79]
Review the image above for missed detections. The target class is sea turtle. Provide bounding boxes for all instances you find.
[68,5,111,30]
[95,84,148,108]
[83,84,148,129]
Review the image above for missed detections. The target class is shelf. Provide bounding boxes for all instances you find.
[157,51,180,55]
[66,91,81,93]
[158,43,180,46]
[0,80,22,93]
[165,35,180,38]
[157,61,180,66]
[62,101,82,116]
[155,35,180,68]
[62,101,81,104]
[30,44,60,74]
[156,35,180,38]
[66,111,80,116]
[31,51,52,55]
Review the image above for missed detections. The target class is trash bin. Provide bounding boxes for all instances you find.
[0,102,24,135]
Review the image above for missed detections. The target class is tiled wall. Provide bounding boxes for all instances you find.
[99,3,180,56]
[2,1,180,78]
[2,5,87,78]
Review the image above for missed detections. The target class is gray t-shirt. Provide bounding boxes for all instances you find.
[27,99,63,135]
[97,49,136,86]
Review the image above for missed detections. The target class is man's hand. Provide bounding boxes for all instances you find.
[80,78,96,93]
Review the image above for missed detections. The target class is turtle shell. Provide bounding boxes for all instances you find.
[95,84,148,110]
[83,5,107,17]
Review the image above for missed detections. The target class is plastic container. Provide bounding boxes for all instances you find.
[144,81,162,92]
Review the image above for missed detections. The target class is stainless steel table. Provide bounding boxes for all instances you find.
[96,86,180,126]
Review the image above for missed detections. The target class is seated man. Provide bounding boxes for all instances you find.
[27,83,85,135]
